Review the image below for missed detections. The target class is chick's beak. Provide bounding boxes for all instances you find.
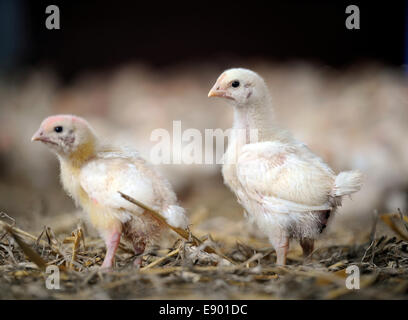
[31,129,46,142]
[208,86,220,98]
[32,129,59,146]
[208,83,233,100]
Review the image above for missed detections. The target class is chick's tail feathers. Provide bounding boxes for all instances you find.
[162,205,189,229]
[332,170,363,198]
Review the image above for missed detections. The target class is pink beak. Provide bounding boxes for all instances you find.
[31,129,57,145]
[31,130,57,145]
[208,83,234,100]
[31,129,44,142]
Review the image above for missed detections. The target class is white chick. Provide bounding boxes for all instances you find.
[208,68,362,265]
[32,115,188,269]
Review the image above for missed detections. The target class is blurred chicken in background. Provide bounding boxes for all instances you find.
[0,62,407,241]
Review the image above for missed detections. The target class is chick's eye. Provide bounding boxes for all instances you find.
[54,126,63,133]
[231,80,240,88]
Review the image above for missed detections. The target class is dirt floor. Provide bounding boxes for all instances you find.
[1,181,407,300]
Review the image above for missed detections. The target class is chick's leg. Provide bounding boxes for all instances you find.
[269,232,289,265]
[101,230,121,269]
[133,239,146,267]
[300,238,314,258]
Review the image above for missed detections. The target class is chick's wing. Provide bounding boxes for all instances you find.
[236,141,335,212]
[79,157,157,214]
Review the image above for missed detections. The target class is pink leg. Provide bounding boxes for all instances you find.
[101,231,121,270]
[133,240,146,267]
[270,233,289,266]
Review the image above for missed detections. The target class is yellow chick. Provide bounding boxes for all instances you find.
[208,68,362,265]
[32,115,188,269]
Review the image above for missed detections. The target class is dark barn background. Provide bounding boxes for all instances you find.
[0,1,406,80]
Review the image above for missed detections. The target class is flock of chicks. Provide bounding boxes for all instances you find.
[31,68,362,269]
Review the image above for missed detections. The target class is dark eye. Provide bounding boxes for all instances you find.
[231,80,240,88]
[54,126,63,133]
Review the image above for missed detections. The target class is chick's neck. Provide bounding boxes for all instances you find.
[60,139,97,168]
[233,95,286,143]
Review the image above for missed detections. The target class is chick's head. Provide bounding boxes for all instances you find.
[32,114,96,157]
[208,68,268,107]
